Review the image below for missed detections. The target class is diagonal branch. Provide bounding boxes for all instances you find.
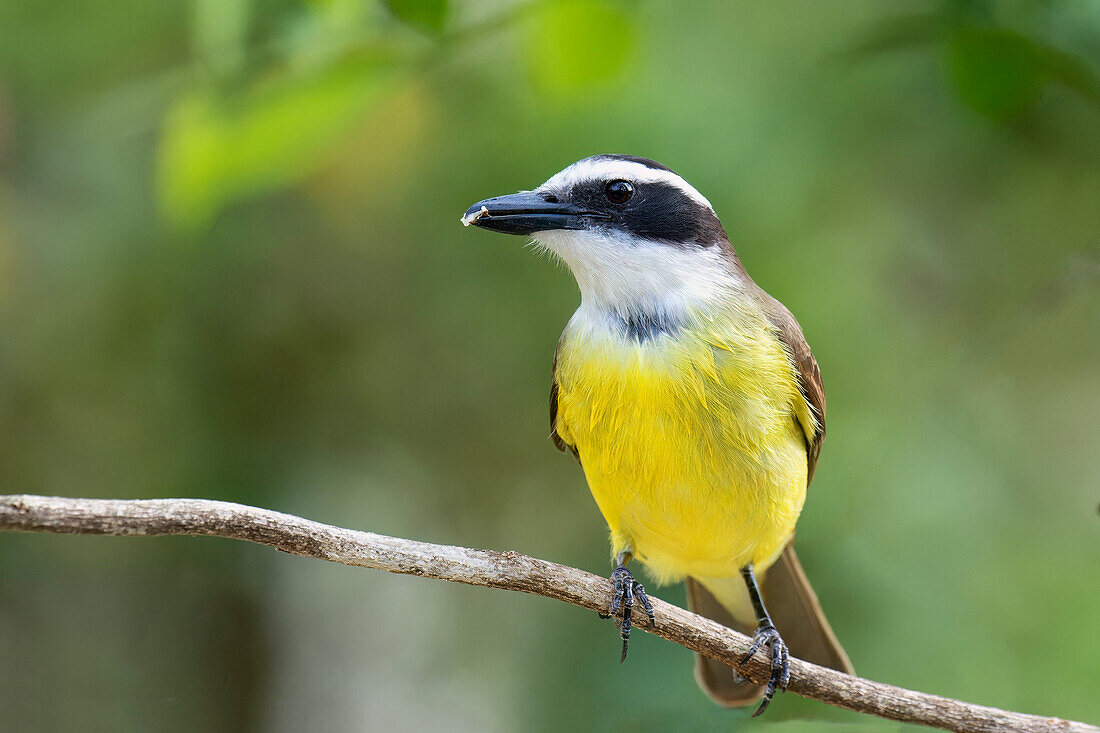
[0,494,1093,733]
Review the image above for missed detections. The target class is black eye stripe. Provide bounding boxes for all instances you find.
[555,177,725,246]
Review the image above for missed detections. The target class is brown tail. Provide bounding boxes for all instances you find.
[686,544,853,707]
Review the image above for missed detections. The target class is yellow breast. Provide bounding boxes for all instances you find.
[554,304,811,583]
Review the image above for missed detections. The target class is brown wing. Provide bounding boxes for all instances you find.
[750,288,826,483]
[549,340,579,460]
[687,545,854,707]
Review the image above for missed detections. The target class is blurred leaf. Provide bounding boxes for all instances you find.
[850,7,1100,119]
[285,0,375,69]
[525,0,636,96]
[1030,39,1100,108]
[157,60,392,227]
[193,0,250,79]
[381,0,448,34]
[946,27,1045,119]
[842,11,944,59]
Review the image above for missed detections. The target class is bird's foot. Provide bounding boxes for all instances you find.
[738,624,790,717]
[597,564,655,662]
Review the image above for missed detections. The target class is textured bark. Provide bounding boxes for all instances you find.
[0,494,1094,733]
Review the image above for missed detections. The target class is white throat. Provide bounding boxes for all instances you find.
[533,229,740,320]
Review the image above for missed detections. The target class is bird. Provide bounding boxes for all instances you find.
[461,154,853,714]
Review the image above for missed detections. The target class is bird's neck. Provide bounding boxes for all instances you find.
[561,241,746,333]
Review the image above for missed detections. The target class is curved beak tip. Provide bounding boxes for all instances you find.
[460,205,490,228]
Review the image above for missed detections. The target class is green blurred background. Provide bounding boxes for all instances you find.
[1,0,1098,730]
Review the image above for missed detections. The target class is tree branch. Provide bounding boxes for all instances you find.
[0,494,1093,733]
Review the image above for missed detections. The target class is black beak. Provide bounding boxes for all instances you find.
[461,191,605,235]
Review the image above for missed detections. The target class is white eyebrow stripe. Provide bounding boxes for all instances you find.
[540,158,714,211]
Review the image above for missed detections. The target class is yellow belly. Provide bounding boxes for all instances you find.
[554,308,810,584]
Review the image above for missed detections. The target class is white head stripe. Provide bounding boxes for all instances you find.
[540,157,714,211]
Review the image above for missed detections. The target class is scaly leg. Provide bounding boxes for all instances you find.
[738,564,790,716]
[597,551,655,662]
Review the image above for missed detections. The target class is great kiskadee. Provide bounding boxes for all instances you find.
[461,155,853,714]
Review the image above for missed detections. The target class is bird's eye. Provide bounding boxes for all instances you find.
[605,180,634,204]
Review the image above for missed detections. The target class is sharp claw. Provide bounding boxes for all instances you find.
[604,564,654,663]
[739,625,790,717]
[739,634,767,667]
[752,688,775,717]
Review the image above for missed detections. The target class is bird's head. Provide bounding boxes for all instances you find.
[462,155,739,312]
